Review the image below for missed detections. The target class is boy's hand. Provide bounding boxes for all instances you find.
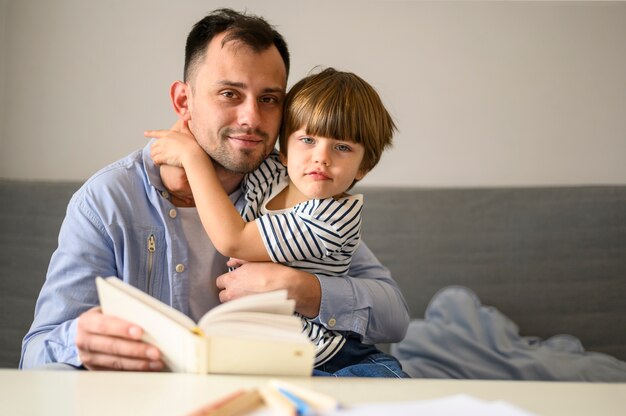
[145,120,201,167]
[143,120,196,206]
[226,257,248,269]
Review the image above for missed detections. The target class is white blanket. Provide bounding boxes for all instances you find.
[392,286,626,381]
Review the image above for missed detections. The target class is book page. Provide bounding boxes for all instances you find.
[202,312,302,330]
[98,276,197,329]
[96,277,208,372]
[197,290,294,328]
[206,322,310,342]
[200,312,303,338]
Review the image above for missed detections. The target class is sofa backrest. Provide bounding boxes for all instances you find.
[357,186,626,361]
[0,180,81,368]
[1,180,625,367]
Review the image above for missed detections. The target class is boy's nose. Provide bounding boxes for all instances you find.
[314,145,331,166]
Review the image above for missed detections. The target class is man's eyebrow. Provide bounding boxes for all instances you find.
[216,80,285,94]
[262,87,285,94]
[217,80,246,88]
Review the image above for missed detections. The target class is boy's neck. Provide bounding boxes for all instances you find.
[266,181,308,210]
[266,181,350,210]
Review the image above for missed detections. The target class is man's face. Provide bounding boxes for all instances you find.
[185,33,287,174]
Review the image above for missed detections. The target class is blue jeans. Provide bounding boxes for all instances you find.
[312,337,410,378]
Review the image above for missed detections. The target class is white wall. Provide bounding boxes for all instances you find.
[0,0,7,159]
[1,0,625,187]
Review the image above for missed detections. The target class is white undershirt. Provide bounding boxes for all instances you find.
[178,189,243,321]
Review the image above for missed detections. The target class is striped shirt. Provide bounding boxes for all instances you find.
[240,151,363,366]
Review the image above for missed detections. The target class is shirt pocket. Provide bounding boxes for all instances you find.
[121,227,166,298]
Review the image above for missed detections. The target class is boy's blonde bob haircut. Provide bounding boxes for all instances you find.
[279,68,395,174]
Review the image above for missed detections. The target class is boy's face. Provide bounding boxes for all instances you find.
[281,129,367,200]
[184,32,287,174]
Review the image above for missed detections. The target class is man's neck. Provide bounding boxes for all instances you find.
[160,164,244,208]
[215,166,245,195]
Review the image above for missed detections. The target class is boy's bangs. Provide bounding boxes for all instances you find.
[293,88,365,143]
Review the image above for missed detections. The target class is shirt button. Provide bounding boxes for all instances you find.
[169,209,177,218]
[161,190,170,199]
[328,318,337,328]
[175,264,185,273]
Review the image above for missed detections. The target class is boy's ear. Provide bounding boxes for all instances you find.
[170,80,192,121]
[355,168,368,181]
[278,152,288,166]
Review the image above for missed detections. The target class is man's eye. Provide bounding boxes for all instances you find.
[259,96,279,104]
[221,91,236,98]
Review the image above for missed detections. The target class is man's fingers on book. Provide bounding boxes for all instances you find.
[81,351,163,371]
[80,307,144,339]
[77,330,161,363]
[77,328,163,371]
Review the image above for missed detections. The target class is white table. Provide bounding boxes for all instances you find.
[0,369,624,415]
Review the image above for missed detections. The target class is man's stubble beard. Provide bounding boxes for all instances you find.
[209,146,265,174]
[201,127,273,175]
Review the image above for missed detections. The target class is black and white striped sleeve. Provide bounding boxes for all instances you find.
[255,195,363,264]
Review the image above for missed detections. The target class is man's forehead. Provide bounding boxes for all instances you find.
[207,32,274,60]
[194,38,287,91]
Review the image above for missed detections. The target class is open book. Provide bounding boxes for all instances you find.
[95,276,315,376]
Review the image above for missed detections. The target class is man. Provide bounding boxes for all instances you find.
[20,8,409,374]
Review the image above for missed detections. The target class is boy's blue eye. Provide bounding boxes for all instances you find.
[300,137,315,144]
[335,144,352,152]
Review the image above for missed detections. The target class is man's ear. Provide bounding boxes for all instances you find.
[170,80,192,121]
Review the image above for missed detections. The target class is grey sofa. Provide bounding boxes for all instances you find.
[1,180,625,369]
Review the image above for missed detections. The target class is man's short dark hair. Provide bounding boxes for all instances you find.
[184,8,290,82]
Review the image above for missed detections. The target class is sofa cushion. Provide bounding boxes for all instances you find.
[0,180,80,368]
[357,186,626,361]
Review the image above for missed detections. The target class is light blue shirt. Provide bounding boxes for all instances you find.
[20,144,409,368]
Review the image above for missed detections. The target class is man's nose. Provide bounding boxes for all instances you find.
[237,99,261,129]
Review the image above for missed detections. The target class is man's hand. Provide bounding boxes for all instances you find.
[216,262,322,318]
[75,307,164,371]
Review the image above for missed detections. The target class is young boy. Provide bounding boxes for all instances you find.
[147,68,404,376]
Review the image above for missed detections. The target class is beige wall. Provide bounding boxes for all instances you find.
[1,0,625,187]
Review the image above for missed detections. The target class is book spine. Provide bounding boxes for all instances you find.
[187,335,210,374]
